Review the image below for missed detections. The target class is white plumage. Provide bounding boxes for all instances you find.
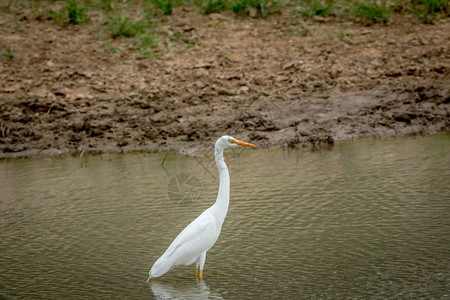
[148,135,255,280]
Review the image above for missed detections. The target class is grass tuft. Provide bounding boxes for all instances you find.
[232,0,281,17]
[335,31,360,45]
[0,46,15,59]
[296,0,336,18]
[197,0,228,14]
[66,0,89,25]
[99,0,115,11]
[107,16,146,38]
[44,0,89,25]
[413,0,449,22]
[421,0,449,13]
[136,34,159,50]
[300,26,311,36]
[147,0,176,15]
[353,1,392,23]
[135,33,159,59]
[3,0,449,60]
[1,0,13,12]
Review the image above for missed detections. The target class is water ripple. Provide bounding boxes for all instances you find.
[1,135,449,299]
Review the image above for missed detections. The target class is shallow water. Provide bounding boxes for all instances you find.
[1,135,449,299]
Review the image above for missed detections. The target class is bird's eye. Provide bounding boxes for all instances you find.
[228,139,235,144]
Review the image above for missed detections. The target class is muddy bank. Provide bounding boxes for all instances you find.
[0,10,449,158]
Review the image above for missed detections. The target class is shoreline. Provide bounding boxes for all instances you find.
[1,131,448,160]
[1,9,449,158]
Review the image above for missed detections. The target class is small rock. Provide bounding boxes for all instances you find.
[28,88,47,98]
[117,140,129,147]
[79,71,94,78]
[194,61,213,69]
[75,93,86,100]
[193,68,209,78]
[313,16,330,22]
[385,70,402,77]
[282,61,296,70]
[182,26,195,32]
[239,86,249,94]
[208,13,226,21]
[248,6,258,18]
[248,132,268,140]
[41,148,63,156]
[275,75,288,82]
[394,111,416,123]
[3,84,20,93]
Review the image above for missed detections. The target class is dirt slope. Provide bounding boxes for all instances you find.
[0,9,449,157]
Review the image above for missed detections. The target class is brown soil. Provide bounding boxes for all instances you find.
[1,9,449,158]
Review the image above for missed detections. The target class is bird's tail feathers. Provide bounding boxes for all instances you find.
[150,255,174,278]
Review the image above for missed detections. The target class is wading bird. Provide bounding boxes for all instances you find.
[148,136,256,281]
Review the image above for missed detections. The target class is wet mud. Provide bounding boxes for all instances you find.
[1,10,449,157]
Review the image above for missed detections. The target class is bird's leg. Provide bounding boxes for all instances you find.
[199,252,206,280]
[195,261,200,279]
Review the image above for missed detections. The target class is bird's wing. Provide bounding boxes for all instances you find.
[164,210,218,259]
[150,209,219,277]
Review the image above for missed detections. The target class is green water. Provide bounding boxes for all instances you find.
[1,135,449,299]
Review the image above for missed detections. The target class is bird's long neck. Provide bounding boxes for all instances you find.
[213,146,230,224]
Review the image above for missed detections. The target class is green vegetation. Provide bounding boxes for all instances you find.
[197,0,227,14]
[294,0,448,23]
[66,0,89,24]
[334,30,360,45]
[42,0,90,25]
[106,14,160,58]
[4,0,448,22]
[353,1,392,23]
[135,33,159,59]
[294,0,394,23]
[148,0,177,15]
[296,0,336,18]
[298,26,311,36]
[107,16,146,38]
[98,0,115,10]
[413,0,449,22]
[3,0,447,59]
[1,0,13,12]
[0,46,15,59]
[103,40,118,53]
[232,0,282,17]
[424,0,449,13]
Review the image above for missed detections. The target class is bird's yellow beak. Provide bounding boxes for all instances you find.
[234,140,256,147]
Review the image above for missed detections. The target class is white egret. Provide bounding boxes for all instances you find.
[148,136,256,280]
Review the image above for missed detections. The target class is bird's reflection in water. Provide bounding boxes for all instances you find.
[150,279,224,300]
